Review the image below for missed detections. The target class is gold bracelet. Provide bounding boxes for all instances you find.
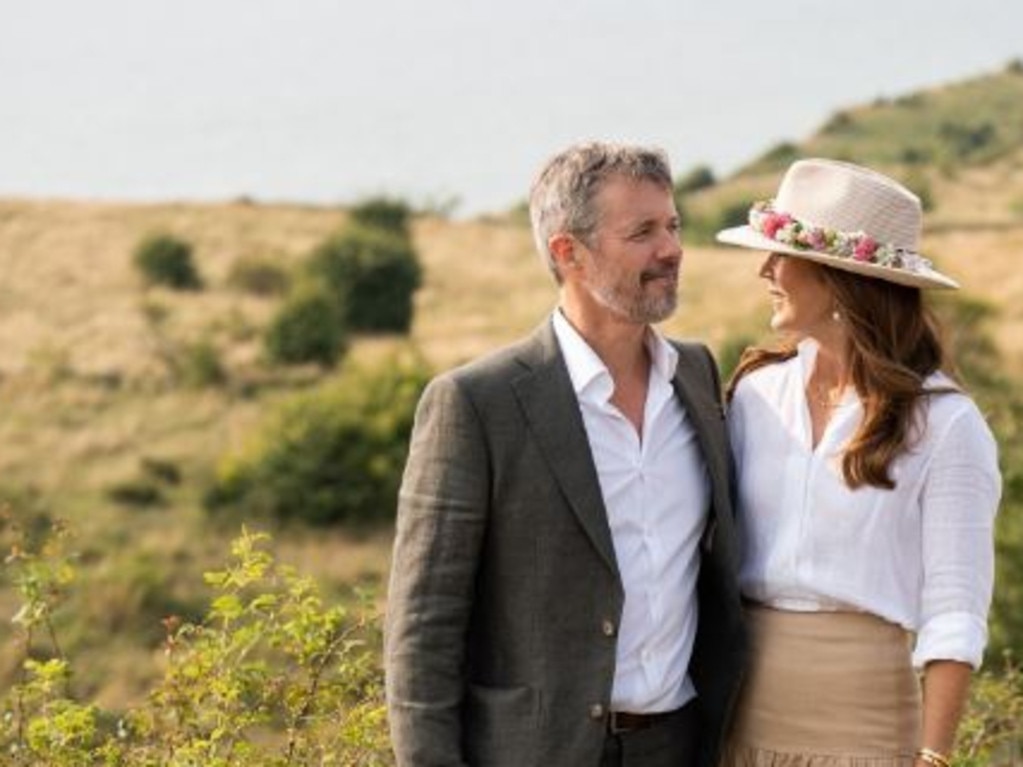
[916,747,951,767]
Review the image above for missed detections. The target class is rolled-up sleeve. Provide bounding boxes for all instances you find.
[913,406,1001,669]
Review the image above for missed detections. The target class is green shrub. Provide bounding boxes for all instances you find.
[938,121,998,161]
[820,110,856,135]
[181,338,228,387]
[133,233,203,290]
[674,165,716,195]
[1,519,392,765]
[956,654,1023,766]
[684,198,752,245]
[105,479,164,508]
[745,141,802,174]
[105,457,185,509]
[206,356,430,527]
[349,195,412,238]
[227,256,290,296]
[140,457,182,485]
[264,283,348,367]
[900,146,932,165]
[307,226,422,333]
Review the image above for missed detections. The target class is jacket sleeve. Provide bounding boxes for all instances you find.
[385,373,490,766]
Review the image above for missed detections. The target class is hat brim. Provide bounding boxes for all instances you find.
[715,225,959,290]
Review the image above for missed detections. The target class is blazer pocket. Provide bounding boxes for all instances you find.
[464,683,539,767]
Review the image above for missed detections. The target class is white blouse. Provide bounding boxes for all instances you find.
[728,340,1001,669]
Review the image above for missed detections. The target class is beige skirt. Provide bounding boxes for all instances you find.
[720,605,921,767]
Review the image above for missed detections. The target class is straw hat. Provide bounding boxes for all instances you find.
[716,158,958,289]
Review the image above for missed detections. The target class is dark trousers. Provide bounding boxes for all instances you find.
[599,702,699,767]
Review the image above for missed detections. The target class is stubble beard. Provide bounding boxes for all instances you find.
[588,271,679,324]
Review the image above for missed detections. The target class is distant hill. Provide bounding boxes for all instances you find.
[738,59,1023,177]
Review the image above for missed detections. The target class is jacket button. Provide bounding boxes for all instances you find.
[589,703,605,720]
[602,619,616,637]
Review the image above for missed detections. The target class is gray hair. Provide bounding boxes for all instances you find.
[528,142,673,282]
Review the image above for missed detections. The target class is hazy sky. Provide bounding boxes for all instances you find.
[2,1,1021,215]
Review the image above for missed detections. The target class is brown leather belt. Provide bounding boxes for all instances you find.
[606,709,678,734]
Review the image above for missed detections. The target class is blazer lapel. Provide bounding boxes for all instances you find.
[511,321,620,578]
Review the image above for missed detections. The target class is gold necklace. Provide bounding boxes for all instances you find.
[809,379,845,409]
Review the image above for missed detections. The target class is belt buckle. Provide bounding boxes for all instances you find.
[607,711,634,735]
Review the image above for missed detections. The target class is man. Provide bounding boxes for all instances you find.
[385,142,746,767]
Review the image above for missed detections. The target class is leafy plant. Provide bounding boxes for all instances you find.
[1,513,393,765]
[133,234,203,290]
[207,356,429,527]
[348,196,412,239]
[306,226,421,334]
[955,653,1023,766]
[264,283,348,367]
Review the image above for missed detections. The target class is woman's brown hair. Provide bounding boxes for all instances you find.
[727,261,955,490]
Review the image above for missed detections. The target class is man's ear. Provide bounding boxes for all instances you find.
[549,233,578,272]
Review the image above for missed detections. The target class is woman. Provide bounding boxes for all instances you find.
[715,159,1001,767]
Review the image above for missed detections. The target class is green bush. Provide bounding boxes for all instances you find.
[206,356,429,527]
[820,110,857,135]
[133,233,203,290]
[349,196,412,238]
[938,121,998,161]
[181,338,228,387]
[105,479,164,508]
[674,165,716,195]
[264,283,348,367]
[956,654,1023,766]
[0,519,392,765]
[226,256,290,297]
[744,141,802,174]
[307,226,422,333]
[684,198,752,245]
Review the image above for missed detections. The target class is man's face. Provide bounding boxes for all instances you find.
[575,176,682,324]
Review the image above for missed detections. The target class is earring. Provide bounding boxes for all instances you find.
[832,310,842,322]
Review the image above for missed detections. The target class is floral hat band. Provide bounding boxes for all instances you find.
[715,158,959,290]
[748,200,934,275]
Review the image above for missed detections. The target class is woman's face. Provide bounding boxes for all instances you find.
[758,253,836,338]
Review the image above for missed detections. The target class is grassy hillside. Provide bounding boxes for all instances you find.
[742,61,1023,176]
[2,63,1023,712]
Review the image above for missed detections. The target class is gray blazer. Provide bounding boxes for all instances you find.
[385,320,746,767]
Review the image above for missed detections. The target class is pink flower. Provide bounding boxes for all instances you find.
[853,237,879,261]
[762,213,794,239]
[806,229,828,250]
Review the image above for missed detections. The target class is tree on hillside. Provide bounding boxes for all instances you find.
[133,233,203,290]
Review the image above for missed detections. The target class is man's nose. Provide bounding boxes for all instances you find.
[657,229,683,261]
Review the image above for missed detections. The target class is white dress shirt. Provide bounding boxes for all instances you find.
[729,339,1001,668]
[552,310,709,712]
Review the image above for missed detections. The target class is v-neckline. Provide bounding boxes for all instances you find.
[797,340,856,454]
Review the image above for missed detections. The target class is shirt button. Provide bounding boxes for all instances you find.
[602,619,616,637]
[589,703,605,720]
